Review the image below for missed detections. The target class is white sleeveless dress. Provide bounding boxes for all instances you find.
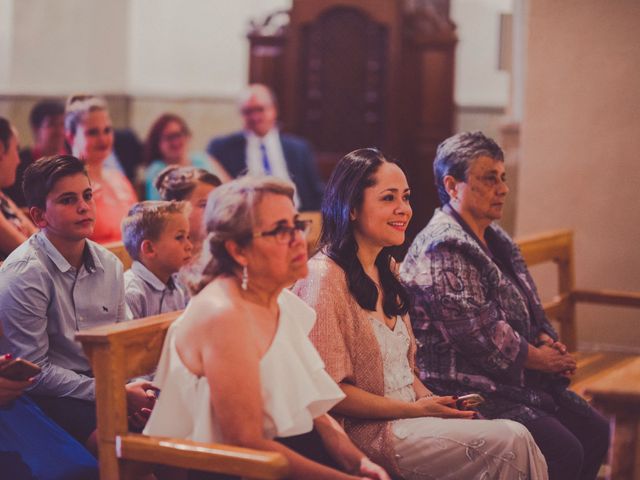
[144,289,345,442]
[369,317,549,480]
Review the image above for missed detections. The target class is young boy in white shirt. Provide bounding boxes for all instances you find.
[121,201,192,319]
[0,154,155,449]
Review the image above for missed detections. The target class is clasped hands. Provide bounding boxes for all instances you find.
[535,332,576,377]
[125,380,158,430]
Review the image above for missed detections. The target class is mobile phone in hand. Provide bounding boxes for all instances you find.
[0,358,41,381]
[456,393,485,410]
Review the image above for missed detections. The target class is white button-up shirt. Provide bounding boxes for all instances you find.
[124,261,189,320]
[245,129,301,207]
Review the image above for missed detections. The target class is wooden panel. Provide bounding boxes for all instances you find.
[297,7,388,154]
[104,241,133,271]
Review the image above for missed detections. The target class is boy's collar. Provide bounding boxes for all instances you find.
[131,261,175,291]
[36,231,102,274]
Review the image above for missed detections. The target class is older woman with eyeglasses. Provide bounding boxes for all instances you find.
[143,176,390,480]
[400,131,610,480]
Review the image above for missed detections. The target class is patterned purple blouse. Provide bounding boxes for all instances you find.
[400,208,589,422]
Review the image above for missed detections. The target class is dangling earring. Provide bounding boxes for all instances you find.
[241,265,249,291]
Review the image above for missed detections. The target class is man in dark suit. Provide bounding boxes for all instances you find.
[206,84,323,211]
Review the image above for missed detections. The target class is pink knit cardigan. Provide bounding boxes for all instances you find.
[292,252,417,478]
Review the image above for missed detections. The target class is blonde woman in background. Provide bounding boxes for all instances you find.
[65,95,137,243]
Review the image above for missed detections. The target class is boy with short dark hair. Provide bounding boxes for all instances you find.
[0,154,155,448]
[121,201,192,319]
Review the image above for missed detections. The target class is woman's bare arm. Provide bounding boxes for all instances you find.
[314,414,389,480]
[183,297,363,480]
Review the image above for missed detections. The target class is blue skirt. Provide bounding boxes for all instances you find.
[0,396,97,480]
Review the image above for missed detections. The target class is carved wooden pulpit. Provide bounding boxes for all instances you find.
[248,0,457,248]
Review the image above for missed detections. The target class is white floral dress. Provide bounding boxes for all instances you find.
[369,316,548,480]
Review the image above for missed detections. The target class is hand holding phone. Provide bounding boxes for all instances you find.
[455,393,485,410]
[0,358,42,381]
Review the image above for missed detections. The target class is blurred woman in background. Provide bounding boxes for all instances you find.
[144,113,227,200]
[0,117,37,259]
[65,95,138,243]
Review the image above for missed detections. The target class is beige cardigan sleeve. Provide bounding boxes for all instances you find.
[291,256,354,385]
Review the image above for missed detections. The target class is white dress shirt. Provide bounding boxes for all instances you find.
[245,129,301,207]
[124,261,189,320]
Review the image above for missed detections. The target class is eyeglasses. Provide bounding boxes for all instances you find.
[161,131,187,142]
[252,219,312,244]
[241,105,267,116]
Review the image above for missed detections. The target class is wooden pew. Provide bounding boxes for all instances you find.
[515,229,640,395]
[516,229,640,479]
[76,311,288,480]
[104,241,133,271]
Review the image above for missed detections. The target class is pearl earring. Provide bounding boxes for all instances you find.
[241,265,249,291]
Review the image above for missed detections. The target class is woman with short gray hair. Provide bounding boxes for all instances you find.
[400,131,610,480]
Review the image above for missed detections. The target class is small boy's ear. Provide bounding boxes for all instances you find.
[140,239,155,257]
[30,207,47,229]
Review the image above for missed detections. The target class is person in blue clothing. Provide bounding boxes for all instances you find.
[144,113,227,200]
[207,84,324,211]
[0,352,98,480]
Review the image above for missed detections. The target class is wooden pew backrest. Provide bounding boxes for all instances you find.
[104,241,133,271]
[76,311,288,480]
[516,229,577,350]
[516,229,640,352]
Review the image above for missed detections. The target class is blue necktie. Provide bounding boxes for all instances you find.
[260,143,272,175]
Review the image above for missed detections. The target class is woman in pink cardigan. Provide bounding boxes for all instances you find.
[292,148,548,480]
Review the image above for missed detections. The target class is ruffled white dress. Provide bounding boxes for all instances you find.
[144,289,345,442]
[369,317,549,480]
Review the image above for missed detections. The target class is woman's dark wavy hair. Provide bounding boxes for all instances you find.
[0,117,13,151]
[319,147,410,317]
[144,113,191,165]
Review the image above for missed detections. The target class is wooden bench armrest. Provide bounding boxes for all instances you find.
[76,311,180,345]
[516,229,573,265]
[117,434,288,479]
[573,289,640,308]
